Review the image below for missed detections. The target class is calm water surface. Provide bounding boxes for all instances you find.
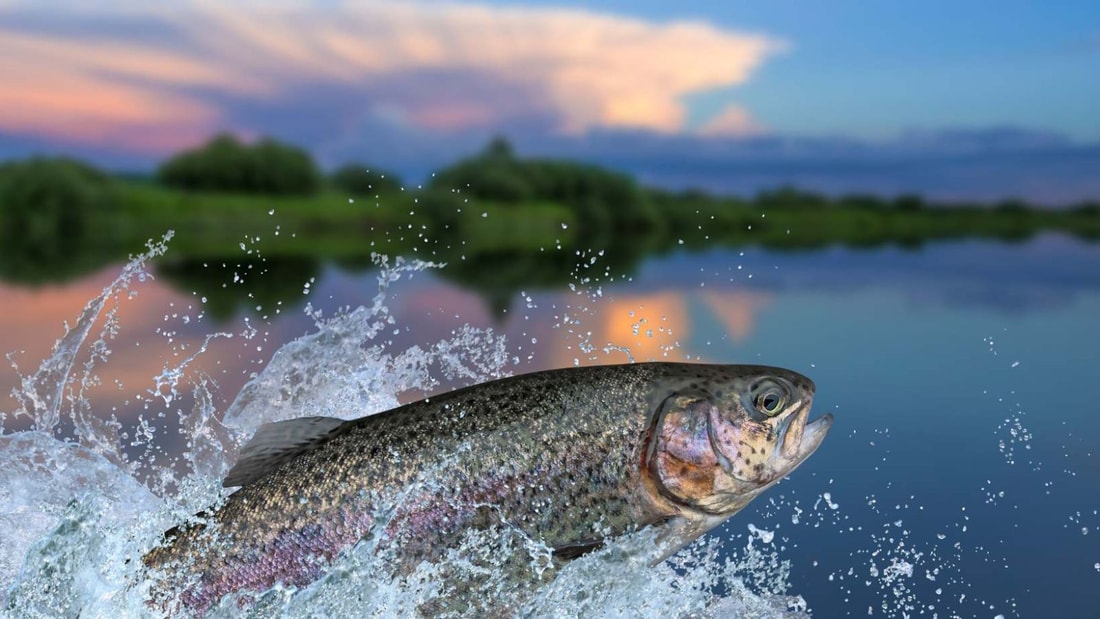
[2,233,1098,616]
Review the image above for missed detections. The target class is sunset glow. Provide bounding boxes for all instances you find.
[0,1,782,154]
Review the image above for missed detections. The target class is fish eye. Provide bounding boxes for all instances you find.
[752,381,789,416]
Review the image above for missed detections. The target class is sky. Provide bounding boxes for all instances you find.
[1,0,1098,203]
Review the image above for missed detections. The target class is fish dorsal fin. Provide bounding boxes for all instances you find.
[223,416,346,487]
[553,539,605,561]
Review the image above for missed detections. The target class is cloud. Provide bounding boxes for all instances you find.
[0,1,784,153]
[696,104,766,138]
[0,34,220,150]
[5,3,1093,204]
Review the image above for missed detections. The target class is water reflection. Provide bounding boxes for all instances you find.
[646,233,1100,313]
[156,256,322,322]
[3,234,1099,617]
[5,234,1096,430]
[0,268,299,436]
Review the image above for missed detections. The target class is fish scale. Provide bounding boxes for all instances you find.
[144,362,832,615]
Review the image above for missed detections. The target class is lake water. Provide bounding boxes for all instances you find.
[2,232,1098,616]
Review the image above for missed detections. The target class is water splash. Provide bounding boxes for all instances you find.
[2,243,804,617]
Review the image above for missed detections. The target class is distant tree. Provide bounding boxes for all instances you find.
[522,159,658,231]
[429,139,533,203]
[1071,200,1100,215]
[644,187,675,208]
[158,133,246,191]
[0,157,112,233]
[427,137,661,246]
[0,157,116,276]
[680,188,716,204]
[893,194,926,211]
[756,186,829,209]
[158,133,321,195]
[248,138,321,195]
[994,198,1030,213]
[483,135,516,160]
[330,164,403,196]
[840,194,888,210]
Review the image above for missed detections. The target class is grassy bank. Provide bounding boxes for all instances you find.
[60,181,578,259]
[2,144,1099,320]
[103,180,1100,255]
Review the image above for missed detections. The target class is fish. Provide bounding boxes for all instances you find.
[143,362,832,615]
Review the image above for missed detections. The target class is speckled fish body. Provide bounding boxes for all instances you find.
[144,362,832,614]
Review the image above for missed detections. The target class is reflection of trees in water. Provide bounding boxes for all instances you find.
[156,257,320,323]
[421,220,661,318]
[1,185,1095,325]
[0,234,122,285]
[0,158,127,285]
[0,210,1066,325]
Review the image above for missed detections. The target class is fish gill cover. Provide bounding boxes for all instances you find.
[0,234,810,617]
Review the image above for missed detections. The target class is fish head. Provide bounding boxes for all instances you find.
[645,365,832,517]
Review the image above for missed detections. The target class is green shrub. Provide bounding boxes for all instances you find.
[994,198,1031,214]
[1071,201,1100,216]
[158,133,321,195]
[0,157,114,237]
[894,194,926,211]
[429,137,658,239]
[431,160,533,203]
[839,194,888,210]
[0,157,116,279]
[756,186,829,210]
[428,138,535,203]
[248,138,321,195]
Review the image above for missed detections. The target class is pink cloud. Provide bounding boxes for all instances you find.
[0,1,785,153]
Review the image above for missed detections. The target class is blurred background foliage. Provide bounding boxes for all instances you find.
[157,134,322,196]
[1,134,1098,319]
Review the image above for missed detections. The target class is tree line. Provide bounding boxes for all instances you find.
[2,132,1098,269]
[5,132,1098,212]
[2,133,1099,313]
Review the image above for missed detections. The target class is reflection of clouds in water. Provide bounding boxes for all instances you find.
[580,291,688,364]
[5,241,1097,617]
[494,288,769,367]
[0,269,178,421]
[6,236,1097,428]
[0,267,289,429]
[702,291,772,342]
[327,270,771,372]
[380,282,696,369]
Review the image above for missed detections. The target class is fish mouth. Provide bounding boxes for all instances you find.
[778,404,834,470]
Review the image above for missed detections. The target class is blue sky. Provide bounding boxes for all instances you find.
[1,1,1097,202]
[517,0,1100,140]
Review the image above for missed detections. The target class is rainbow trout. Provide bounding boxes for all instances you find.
[144,362,832,614]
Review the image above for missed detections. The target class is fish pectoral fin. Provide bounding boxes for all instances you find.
[552,540,605,561]
[649,514,728,566]
[223,416,346,487]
